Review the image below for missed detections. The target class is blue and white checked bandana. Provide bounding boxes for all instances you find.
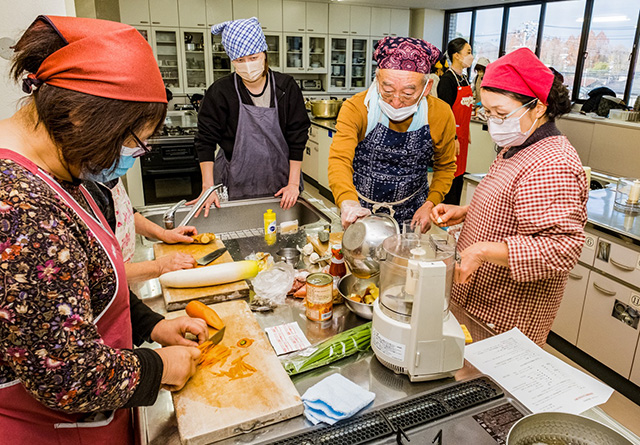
[211,17,267,61]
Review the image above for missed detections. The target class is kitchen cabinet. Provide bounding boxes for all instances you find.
[284,34,326,74]
[153,28,184,90]
[210,33,232,82]
[181,29,209,93]
[579,229,598,266]
[555,118,594,165]
[303,126,319,181]
[119,0,151,25]
[283,1,327,33]
[466,122,496,174]
[135,26,153,46]
[349,6,371,36]
[316,126,331,189]
[232,0,258,20]
[631,333,640,386]
[150,0,180,27]
[328,4,350,35]
[594,235,640,287]
[551,263,589,345]
[206,0,233,27]
[389,9,410,37]
[178,0,207,27]
[265,33,282,69]
[577,271,640,377]
[328,37,369,93]
[258,0,282,32]
[370,8,391,37]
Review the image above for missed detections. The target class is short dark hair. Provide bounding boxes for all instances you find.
[482,77,571,121]
[447,38,468,59]
[11,20,166,174]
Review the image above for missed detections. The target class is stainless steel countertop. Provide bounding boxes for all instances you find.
[309,116,337,132]
[464,173,640,242]
[134,193,640,444]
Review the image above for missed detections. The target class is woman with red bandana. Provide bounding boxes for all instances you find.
[0,16,208,444]
[431,48,588,346]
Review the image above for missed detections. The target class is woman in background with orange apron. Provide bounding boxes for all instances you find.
[438,38,475,205]
[0,16,208,444]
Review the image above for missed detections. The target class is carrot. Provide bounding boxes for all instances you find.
[185,300,224,329]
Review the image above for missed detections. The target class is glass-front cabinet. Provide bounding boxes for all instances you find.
[285,34,327,73]
[265,33,282,70]
[307,35,327,73]
[181,29,208,94]
[285,35,305,73]
[211,34,231,83]
[153,28,183,91]
[329,36,370,93]
[371,36,382,84]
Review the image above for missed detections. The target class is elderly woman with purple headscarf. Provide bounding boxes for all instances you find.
[192,17,310,213]
[328,37,457,232]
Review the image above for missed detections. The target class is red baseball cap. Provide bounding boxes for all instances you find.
[24,16,166,103]
[481,48,554,105]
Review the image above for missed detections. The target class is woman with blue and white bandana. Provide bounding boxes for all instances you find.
[192,17,310,215]
[328,37,457,232]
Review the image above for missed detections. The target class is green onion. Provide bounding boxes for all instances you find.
[281,322,372,376]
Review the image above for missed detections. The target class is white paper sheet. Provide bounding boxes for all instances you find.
[464,328,614,414]
[265,322,311,356]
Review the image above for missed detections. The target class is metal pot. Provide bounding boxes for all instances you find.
[185,43,196,51]
[310,100,342,118]
[342,214,399,278]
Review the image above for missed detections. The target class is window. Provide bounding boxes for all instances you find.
[578,0,640,99]
[505,5,542,54]
[630,53,640,108]
[473,8,503,63]
[539,0,587,96]
[447,11,472,43]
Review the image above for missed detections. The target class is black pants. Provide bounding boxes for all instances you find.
[443,175,465,206]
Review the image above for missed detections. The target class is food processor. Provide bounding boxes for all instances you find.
[371,232,465,381]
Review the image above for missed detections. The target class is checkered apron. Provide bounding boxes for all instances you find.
[452,135,588,346]
[352,122,434,223]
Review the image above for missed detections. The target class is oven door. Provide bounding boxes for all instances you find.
[142,165,202,205]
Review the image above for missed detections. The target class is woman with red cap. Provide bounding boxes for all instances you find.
[432,48,588,346]
[0,16,208,443]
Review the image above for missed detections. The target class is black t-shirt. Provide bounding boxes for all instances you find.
[437,69,470,108]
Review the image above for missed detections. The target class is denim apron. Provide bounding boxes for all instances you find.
[353,101,434,223]
[214,72,294,200]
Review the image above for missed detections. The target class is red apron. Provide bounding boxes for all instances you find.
[0,150,135,445]
[450,71,474,178]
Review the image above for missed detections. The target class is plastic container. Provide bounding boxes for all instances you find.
[613,178,640,215]
[263,209,277,245]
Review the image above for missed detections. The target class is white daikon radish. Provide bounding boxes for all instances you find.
[159,260,259,288]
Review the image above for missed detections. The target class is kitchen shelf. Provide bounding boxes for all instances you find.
[185,50,204,54]
[212,69,230,72]
[187,69,205,71]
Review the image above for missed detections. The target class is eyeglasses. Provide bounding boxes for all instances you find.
[485,98,538,124]
[126,129,152,158]
[378,81,428,105]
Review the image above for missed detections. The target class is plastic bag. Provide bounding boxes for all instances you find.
[280,323,372,376]
[251,261,295,305]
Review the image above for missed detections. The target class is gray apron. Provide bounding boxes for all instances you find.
[214,72,291,200]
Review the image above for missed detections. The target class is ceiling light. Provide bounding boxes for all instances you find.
[576,15,630,23]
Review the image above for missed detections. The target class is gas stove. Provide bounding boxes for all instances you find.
[263,376,530,445]
[161,125,198,137]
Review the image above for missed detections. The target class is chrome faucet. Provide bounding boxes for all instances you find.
[162,185,222,229]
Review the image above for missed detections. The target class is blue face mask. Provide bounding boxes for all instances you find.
[81,149,136,183]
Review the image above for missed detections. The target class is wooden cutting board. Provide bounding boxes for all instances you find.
[153,240,249,311]
[169,300,303,445]
[306,231,343,256]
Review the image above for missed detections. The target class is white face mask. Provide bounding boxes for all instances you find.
[487,99,538,148]
[461,54,474,68]
[378,80,429,122]
[234,59,264,83]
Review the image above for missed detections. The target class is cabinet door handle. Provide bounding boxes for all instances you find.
[342,31,348,33]
[568,272,583,280]
[298,28,305,31]
[593,282,617,296]
[262,26,266,29]
[152,21,160,24]
[383,33,389,35]
[140,21,149,24]
[609,258,635,272]
[198,24,205,27]
[307,29,314,32]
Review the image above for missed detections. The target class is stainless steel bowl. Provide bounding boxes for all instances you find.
[342,214,399,278]
[310,100,342,118]
[276,248,300,266]
[507,412,633,445]
[338,274,379,320]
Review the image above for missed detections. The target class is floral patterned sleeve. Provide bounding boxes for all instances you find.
[0,161,143,412]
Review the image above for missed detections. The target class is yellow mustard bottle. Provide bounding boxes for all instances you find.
[264,209,276,245]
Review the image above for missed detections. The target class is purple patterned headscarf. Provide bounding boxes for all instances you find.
[373,36,441,74]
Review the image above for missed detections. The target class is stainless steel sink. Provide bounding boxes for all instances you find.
[140,196,331,239]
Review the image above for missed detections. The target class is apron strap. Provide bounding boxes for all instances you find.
[233,71,277,111]
[357,178,429,217]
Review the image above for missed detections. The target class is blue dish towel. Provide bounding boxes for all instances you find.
[301,373,376,425]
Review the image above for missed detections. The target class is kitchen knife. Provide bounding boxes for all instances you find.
[196,247,227,266]
[206,325,225,345]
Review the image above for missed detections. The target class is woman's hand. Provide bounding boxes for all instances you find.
[275,183,299,210]
[187,188,221,218]
[430,204,467,227]
[156,252,196,276]
[161,226,197,244]
[455,242,487,283]
[155,346,201,391]
[454,138,460,156]
[150,316,209,347]
[411,201,434,233]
